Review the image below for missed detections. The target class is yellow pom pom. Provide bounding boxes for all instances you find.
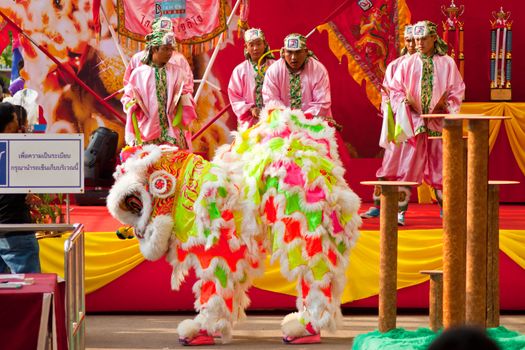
[116,226,135,240]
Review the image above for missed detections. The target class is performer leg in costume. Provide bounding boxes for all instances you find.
[361,25,416,225]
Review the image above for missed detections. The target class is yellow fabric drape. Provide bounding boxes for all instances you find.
[417,102,524,203]
[253,229,524,303]
[460,102,525,175]
[40,229,524,302]
[40,232,144,294]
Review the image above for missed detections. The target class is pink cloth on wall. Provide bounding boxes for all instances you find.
[262,58,332,117]
[228,58,275,126]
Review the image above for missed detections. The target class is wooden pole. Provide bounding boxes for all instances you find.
[378,184,398,332]
[421,270,443,331]
[486,182,500,327]
[486,180,518,327]
[194,0,242,102]
[466,119,489,327]
[361,180,416,332]
[442,118,466,327]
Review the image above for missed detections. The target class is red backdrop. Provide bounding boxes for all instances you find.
[211,0,525,201]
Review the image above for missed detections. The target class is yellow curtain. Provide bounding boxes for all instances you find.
[501,103,525,176]
[40,232,144,293]
[459,102,525,174]
[40,229,525,302]
[418,102,525,203]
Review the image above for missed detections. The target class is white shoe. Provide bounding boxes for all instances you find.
[361,206,380,218]
[397,211,406,226]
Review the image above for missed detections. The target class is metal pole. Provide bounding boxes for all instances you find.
[66,194,71,224]
[191,103,232,141]
[101,3,129,67]
[194,0,242,102]
[305,0,352,38]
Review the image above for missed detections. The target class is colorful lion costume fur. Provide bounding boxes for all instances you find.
[107,108,361,345]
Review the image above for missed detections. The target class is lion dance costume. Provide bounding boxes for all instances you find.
[107,108,361,345]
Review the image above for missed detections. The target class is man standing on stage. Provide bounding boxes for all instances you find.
[262,33,335,122]
[371,20,465,225]
[361,25,417,225]
[228,28,275,128]
[121,18,198,148]
[123,17,194,95]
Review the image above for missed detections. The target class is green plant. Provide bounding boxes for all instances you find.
[0,32,13,67]
[29,193,66,224]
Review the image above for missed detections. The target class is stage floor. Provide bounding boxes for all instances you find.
[86,314,525,350]
[69,203,525,232]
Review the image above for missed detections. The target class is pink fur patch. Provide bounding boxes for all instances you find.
[283,162,305,187]
[305,187,326,203]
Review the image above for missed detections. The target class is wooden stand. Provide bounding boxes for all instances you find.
[360,180,418,332]
[422,114,509,328]
[422,114,470,328]
[451,115,508,327]
[486,180,520,327]
[420,270,444,331]
[442,117,467,327]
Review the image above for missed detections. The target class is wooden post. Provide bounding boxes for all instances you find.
[379,184,397,332]
[466,119,489,327]
[421,270,444,331]
[442,118,467,327]
[486,182,499,327]
[361,180,417,332]
[486,180,519,327]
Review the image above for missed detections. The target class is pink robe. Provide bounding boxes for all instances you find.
[123,50,194,94]
[121,62,197,146]
[228,59,275,127]
[377,53,465,188]
[376,54,411,179]
[262,58,332,117]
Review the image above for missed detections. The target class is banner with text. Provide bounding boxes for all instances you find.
[117,0,227,44]
[0,134,84,194]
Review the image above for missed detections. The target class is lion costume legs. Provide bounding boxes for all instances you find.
[279,252,347,344]
[177,277,253,345]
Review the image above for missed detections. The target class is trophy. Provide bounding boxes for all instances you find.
[441,0,464,77]
[490,7,512,100]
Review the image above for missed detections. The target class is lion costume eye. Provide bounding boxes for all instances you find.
[149,170,176,198]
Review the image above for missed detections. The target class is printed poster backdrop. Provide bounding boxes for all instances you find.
[116,0,227,44]
[0,0,232,159]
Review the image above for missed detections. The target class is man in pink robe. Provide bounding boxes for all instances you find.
[262,33,332,118]
[228,28,275,127]
[121,18,197,148]
[368,20,465,225]
[361,25,416,224]
[124,51,193,94]
[123,17,194,95]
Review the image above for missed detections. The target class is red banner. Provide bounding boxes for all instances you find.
[117,0,227,45]
[318,0,410,108]
[0,17,17,54]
